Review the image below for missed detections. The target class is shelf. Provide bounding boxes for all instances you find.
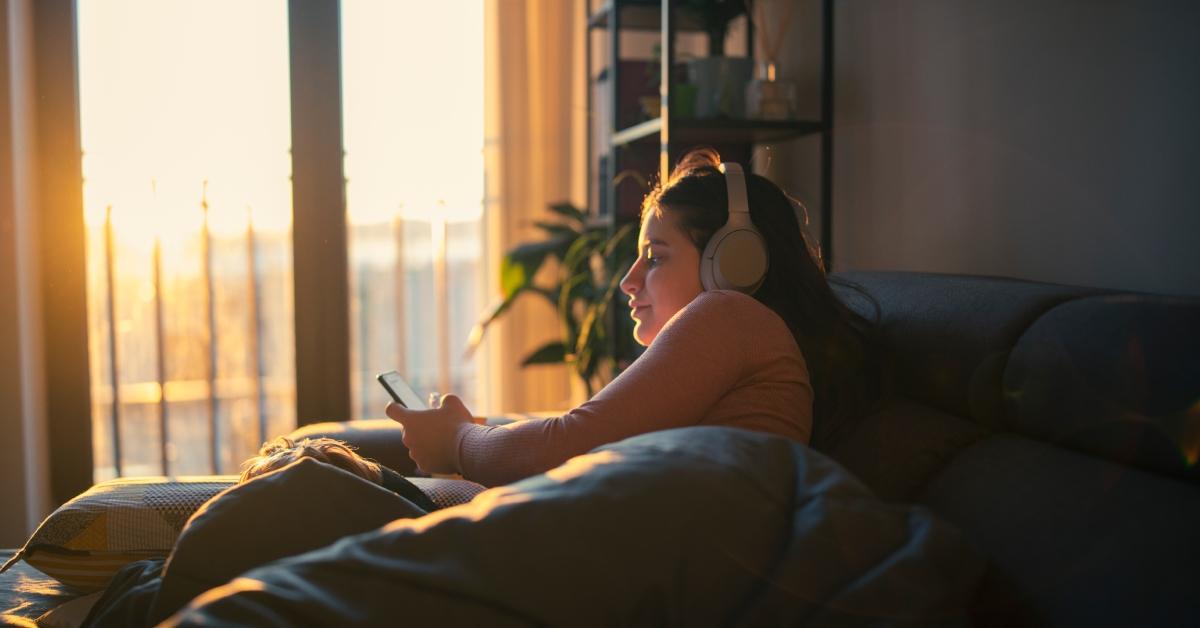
[588,1,746,32]
[612,118,662,145]
[611,117,825,147]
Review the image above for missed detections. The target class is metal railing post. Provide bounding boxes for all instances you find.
[103,205,122,476]
[201,182,220,473]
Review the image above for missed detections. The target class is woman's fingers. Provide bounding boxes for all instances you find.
[385,401,422,423]
[385,395,469,476]
[439,394,466,413]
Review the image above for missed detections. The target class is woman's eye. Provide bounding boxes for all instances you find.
[644,252,660,267]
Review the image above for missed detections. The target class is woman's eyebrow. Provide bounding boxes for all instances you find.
[641,238,671,247]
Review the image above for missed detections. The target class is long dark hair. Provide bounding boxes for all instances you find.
[642,148,885,449]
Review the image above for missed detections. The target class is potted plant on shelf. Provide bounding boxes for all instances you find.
[684,0,754,119]
[467,202,639,397]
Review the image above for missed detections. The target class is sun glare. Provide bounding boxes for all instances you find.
[78,0,296,477]
[77,0,293,243]
[77,0,486,476]
[342,0,484,225]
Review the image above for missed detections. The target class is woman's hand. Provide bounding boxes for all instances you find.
[385,395,473,475]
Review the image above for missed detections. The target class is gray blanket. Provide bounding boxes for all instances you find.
[166,427,985,626]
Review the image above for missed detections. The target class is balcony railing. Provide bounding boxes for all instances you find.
[87,195,296,480]
[88,197,484,481]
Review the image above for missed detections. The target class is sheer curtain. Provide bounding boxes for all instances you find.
[483,0,588,413]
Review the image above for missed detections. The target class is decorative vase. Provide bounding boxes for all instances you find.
[746,61,798,120]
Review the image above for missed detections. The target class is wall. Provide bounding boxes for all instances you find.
[0,0,50,546]
[772,0,1199,296]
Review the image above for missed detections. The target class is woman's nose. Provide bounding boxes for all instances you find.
[620,259,641,297]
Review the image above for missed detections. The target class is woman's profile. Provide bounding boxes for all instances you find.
[390,148,881,487]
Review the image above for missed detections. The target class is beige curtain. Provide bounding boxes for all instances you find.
[0,0,52,545]
[482,0,588,413]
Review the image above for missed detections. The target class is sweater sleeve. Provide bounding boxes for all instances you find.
[455,290,793,487]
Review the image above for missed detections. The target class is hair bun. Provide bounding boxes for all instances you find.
[672,147,722,177]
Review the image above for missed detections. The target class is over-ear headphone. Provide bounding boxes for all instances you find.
[699,162,769,294]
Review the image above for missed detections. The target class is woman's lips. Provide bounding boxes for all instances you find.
[631,305,650,319]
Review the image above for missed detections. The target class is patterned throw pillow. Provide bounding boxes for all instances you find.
[0,476,237,592]
[0,474,487,593]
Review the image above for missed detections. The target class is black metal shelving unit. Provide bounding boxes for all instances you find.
[585,0,834,264]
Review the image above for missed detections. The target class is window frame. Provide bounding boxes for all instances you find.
[287,0,352,427]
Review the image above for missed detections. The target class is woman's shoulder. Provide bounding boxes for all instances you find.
[683,289,777,319]
[668,290,792,341]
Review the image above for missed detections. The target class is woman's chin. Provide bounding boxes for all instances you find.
[632,320,657,346]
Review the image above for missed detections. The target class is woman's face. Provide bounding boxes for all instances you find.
[619,208,704,346]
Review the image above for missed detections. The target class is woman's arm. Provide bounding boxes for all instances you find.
[456,290,799,486]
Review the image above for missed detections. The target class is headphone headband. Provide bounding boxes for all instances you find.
[718,163,750,227]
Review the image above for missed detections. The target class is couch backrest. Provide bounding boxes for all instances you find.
[829,271,1200,627]
[1002,294,1200,484]
[835,271,1100,426]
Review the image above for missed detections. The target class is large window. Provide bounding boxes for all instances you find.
[77,0,487,479]
[78,0,295,479]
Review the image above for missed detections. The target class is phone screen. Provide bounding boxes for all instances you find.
[376,370,427,409]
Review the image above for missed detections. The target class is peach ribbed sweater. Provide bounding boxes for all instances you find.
[454,290,813,487]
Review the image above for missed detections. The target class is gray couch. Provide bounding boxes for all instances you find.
[292,271,1200,626]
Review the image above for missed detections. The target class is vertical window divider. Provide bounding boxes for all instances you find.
[288,0,351,425]
[34,0,92,503]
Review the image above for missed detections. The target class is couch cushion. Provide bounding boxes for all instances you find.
[1003,294,1200,485]
[827,396,989,502]
[835,271,1099,428]
[921,434,1200,627]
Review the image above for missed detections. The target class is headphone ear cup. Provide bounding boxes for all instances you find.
[701,161,769,294]
[716,230,768,291]
[701,226,769,293]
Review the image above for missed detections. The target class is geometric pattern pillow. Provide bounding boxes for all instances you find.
[407,477,488,509]
[0,474,488,593]
[0,476,237,593]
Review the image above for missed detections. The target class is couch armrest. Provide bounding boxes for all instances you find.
[288,419,416,474]
[285,411,564,476]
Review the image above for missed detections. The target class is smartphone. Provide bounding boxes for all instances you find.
[376,370,427,409]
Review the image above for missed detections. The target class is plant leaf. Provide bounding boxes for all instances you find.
[561,231,604,276]
[547,202,586,224]
[533,221,580,241]
[603,222,638,258]
[501,246,544,298]
[522,341,567,366]
[464,290,526,357]
[557,272,590,345]
[574,258,629,356]
[530,286,558,306]
[500,231,577,296]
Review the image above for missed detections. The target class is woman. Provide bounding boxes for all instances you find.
[389,148,880,487]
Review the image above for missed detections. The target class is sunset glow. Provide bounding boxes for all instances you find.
[77,1,486,476]
[78,0,293,245]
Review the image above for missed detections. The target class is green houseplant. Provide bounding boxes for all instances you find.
[467,202,639,397]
